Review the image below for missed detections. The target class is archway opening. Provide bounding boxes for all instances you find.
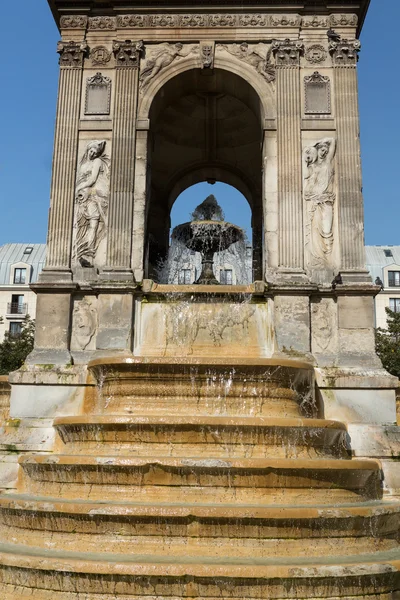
[145,67,263,282]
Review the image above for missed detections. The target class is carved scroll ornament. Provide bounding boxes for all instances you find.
[303,138,337,268]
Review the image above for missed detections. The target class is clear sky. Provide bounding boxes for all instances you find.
[0,0,398,246]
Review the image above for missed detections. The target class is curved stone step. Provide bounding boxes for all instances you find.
[0,495,399,558]
[19,455,382,504]
[0,543,399,599]
[88,357,313,418]
[53,416,350,459]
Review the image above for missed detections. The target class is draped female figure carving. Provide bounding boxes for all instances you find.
[304,138,336,267]
[74,140,110,267]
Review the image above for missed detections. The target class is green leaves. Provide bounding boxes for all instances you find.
[0,315,35,375]
[375,308,400,380]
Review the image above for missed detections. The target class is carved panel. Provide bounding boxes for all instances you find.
[88,16,116,30]
[57,41,88,68]
[272,39,304,66]
[302,16,328,28]
[74,141,111,268]
[71,297,97,351]
[90,46,112,67]
[304,72,331,115]
[218,43,275,83]
[305,45,327,65]
[140,43,199,90]
[116,13,302,29]
[329,14,358,28]
[270,14,301,27]
[85,73,111,116]
[238,14,268,27]
[60,15,88,29]
[329,39,361,66]
[113,40,144,68]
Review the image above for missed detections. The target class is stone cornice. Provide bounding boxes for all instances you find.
[49,0,370,35]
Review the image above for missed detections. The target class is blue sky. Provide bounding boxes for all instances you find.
[0,0,398,246]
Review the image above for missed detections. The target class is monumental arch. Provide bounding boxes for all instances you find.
[0,0,400,598]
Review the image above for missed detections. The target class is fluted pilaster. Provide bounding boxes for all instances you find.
[330,40,365,273]
[272,40,304,270]
[105,41,143,271]
[45,41,87,272]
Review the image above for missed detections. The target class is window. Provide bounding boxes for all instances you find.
[389,298,400,313]
[9,322,22,338]
[13,268,27,284]
[9,295,24,315]
[388,271,400,287]
[179,269,192,285]
[220,269,233,285]
[23,246,33,255]
[384,249,393,258]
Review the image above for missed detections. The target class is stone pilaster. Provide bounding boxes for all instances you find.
[103,40,143,277]
[330,39,367,280]
[43,41,87,278]
[272,39,304,271]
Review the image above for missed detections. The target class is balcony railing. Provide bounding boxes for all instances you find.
[6,303,28,316]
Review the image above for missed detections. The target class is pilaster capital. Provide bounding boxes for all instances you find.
[113,40,144,68]
[57,40,88,68]
[329,39,361,66]
[272,39,304,67]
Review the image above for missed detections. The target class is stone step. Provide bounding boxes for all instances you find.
[18,455,382,504]
[88,358,312,418]
[0,495,399,558]
[0,543,399,599]
[53,416,350,459]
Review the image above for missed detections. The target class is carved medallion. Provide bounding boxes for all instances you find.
[305,45,327,65]
[90,46,112,67]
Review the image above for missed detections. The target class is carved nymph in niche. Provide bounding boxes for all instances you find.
[74,140,110,267]
[304,138,336,267]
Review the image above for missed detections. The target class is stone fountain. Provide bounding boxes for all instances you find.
[172,195,244,284]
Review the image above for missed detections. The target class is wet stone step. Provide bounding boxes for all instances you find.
[53,416,350,459]
[0,495,399,559]
[18,455,382,504]
[0,543,399,599]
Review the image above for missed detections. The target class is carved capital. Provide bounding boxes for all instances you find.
[60,15,88,29]
[113,40,144,68]
[272,39,304,66]
[329,39,361,66]
[57,40,88,68]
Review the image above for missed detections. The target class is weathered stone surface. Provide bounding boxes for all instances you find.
[96,294,133,350]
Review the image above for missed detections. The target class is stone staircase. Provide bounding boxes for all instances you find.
[0,358,399,599]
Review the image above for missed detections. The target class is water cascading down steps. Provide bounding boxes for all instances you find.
[0,358,399,598]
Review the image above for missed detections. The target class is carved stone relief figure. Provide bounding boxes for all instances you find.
[74,141,110,267]
[303,138,337,268]
[218,43,275,83]
[139,43,198,90]
[72,297,97,351]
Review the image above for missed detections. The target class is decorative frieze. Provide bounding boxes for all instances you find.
[272,39,304,67]
[329,39,361,66]
[218,43,275,83]
[113,40,144,68]
[57,41,88,68]
[90,46,112,67]
[139,43,198,89]
[304,72,331,115]
[113,13,356,30]
[60,15,88,29]
[305,45,327,65]
[85,73,111,115]
[88,16,116,30]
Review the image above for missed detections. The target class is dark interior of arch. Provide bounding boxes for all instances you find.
[145,67,263,281]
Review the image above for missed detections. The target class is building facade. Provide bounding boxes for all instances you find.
[366,245,400,329]
[0,244,46,341]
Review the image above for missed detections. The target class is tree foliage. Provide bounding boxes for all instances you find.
[0,316,35,375]
[375,308,400,379]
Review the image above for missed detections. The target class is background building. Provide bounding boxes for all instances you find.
[0,244,46,341]
[366,245,400,329]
